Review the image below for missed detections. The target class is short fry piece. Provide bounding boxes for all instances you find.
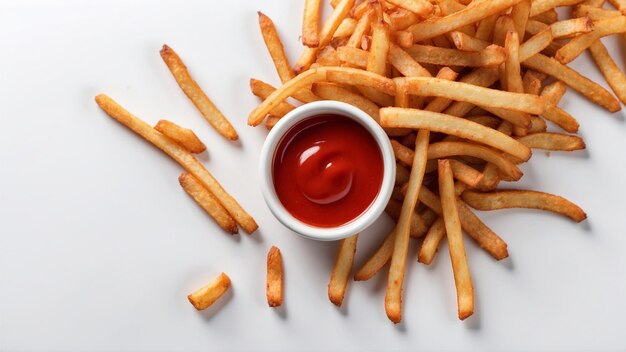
[179,173,238,234]
[329,235,358,306]
[439,160,474,320]
[462,190,587,222]
[259,12,296,83]
[302,0,322,47]
[418,217,446,264]
[188,273,231,311]
[405,44,506,68]
[387,0,434,16]
[155,120,206,154]
[588,40,626,104]
[160,45,238,140]
[517,132,585,151]
[266,246,284,307]
[95,94,258,234]
[354,228,396,281]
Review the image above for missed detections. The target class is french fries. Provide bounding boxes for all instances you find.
[556,16,626,63]
[439,160,474,320]
[179,172,238,234]
[188,273,231,311]
[588,40,626,104]
[386,0,433,17]
[517,132,585,151]
[302,0,322,47]
[329,235,358,306]
[154,120,206,154]
[159,45,237,141]
[462,190,587,222]
[267,246,284,307]
[405,44,506,68]
[95,94,258,234]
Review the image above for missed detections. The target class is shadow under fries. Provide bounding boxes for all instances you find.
[247,226,265,244]
[199,285,234,322]
[194,148,210,163]
[272,303,288,319]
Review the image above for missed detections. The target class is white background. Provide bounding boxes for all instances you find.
[1,1,626,351]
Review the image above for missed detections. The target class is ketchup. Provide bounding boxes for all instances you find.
[273,114,384,227]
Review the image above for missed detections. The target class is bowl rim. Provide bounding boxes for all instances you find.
[258,100,396,241]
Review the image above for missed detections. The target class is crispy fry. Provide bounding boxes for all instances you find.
[417,217,446,264]
[532,9,558,24]
[522,53,621,112]
[391,30,414,48]
[334,18,358,38]
[405,44,506,68]
[439,160,474,320]
[312,82,381,122]
[450,31,490,51]
[259,12,295,82]
[403,77,547,115]
[179,172,237,234]
[456,200,508,260]
[528,116,548,133]
[449,160,485,188]
[512,0,532,38]
[95,94,257,233]
[530,0,586,17]
[266,246,283,307]
[387,44,432,77]
[154,120,206,154]
[517,132,586,151]
[188,273,231,311]
[462,190,587,222]
[329,235,358,306]
[302,0,322,47]
[519,28,554,61]
[354,228,395,281]
[588,40,626,104]
[264,115,280,129]
[574,5,621,20]
[556,16,626,63]
[348,8,374,47]
[551,17,594,38]
[360,21,393,106]
[386,129,429,324]
[160,45,238,140]
[387,0,434,16]
[409,0,524,42]
[380,107,532,160]
[388,8,420,30]
[337,46,369,68]
[476,14,499,41]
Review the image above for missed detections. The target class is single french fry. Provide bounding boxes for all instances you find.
[530,0,586,17]
[439,160,474,320]
[380,107,532,160]
[523,70,543,95]
[354,227,396,281]
[264,115,281,129]
[348,8,374,47]
[259,12,296,83]
[312,82,382,123]
[462,190,587,222]
[95,94,258,233]
[531,9,558,24]
[522,53,621,112]
[266,246,283,307]
[528,116,548,133]
[160,45,238,140]
[155,120,206,154]
[450,31,490,51]
[417,216,446,264]
[387,0,434,16]
[517,132,586,151]
[386,129,430,324]
[588,40,626,104]
[456,200,509,260]
[329,235,358,306]
[387,44,432,77]
[302,0,322,47]
[542,106,580,133]
[405,44,506,68]
[408,0,524,42]
[334,18,358,38]
[403,77,547,115]
[391,30,414,48]
[179,172,237,234]
[388,8,420,30]
[475,14,499,41]
[556,16,626,63]
[360,21,393,106]
[511,0,532,39]
[449,160,484,188]
[188,273,231,310]
[337,46,369,68]
[519,28,554,61]
[574,5,621,20]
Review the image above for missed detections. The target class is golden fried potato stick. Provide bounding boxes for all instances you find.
[337,46,369,68]
[95,94,258,234]
[179,172,238,234]
[160,45,238,141]
[360,21,394,107]
[549,17,594,38]
[409,0,524,42]
[266,246,283,307]
[386,129,430,324]
[403,77,547,115]
[462,190,587,222]
[418,217,446,264]
[329,235,358,306]
[380,107,532,160]
[249,79,296,118]
[258,12,295,82]
[387,0,434,16]
[248,67,395,126]
[522,53,621,112]
[334,18,358,38]
[405,44,506,68]
[475,14,499,41]
[439,160,474,320]
[294,0,355,73]
[503,31,530,137]
[517,132,586,151]
[574,5,621,20]
[188,273,231,310]
[264,115,280,130]
[354,228,396,281]
[449,160,484,189]
[392,140,523,180]
[388,44,432,77]
[556,16,626,63]
[449,31,490,51]
[348,8,374,47]
[312,82,381,122]
[391,30,415,48]
[530,0,586,17]
[532,9,558,24]
[387,8,419,31]
[302,0,322,47]
[528,116,548,133]
[511,0,532,39]
[519,28,554,61]
[588,40,626,104]
[154,120,206,154]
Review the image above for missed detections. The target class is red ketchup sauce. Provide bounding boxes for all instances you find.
[272,114,384,228]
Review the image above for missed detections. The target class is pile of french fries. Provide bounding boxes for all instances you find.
[249,0,625,323]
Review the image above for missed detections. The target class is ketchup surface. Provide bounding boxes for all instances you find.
[273,114,384,227]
